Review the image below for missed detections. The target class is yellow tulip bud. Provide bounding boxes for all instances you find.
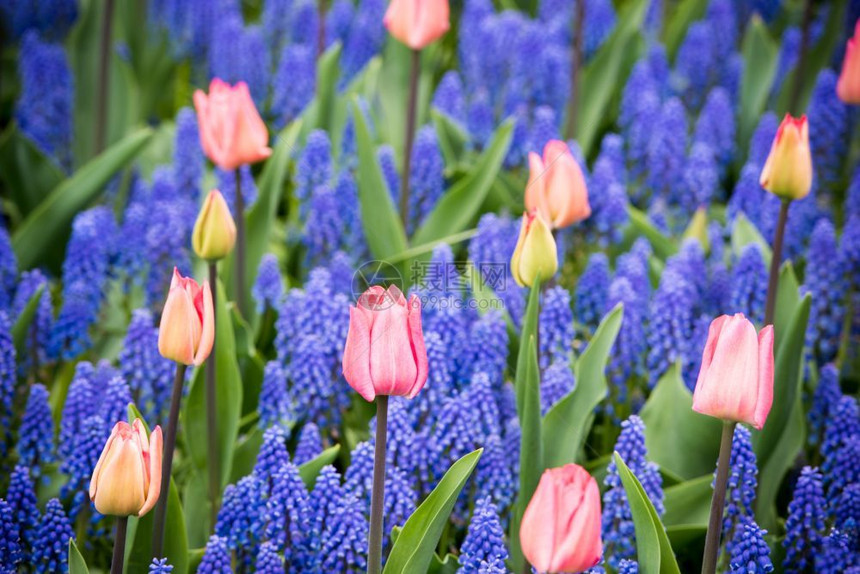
[511,211,558,288]
[192,189,237,260]
[759,114,813,201]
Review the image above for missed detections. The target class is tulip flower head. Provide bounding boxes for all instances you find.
[526,140,591,229]
[193,79,272,171]
[158,268,215,366]
[342,285,428,402]
[521,464,602,573]
[511,210,559,287]
[759,114,813,201]
[384,0,450,50]
[692,314,774,430]
[837,19,860,104]
[90,419,163,517]
[193,189,237,261]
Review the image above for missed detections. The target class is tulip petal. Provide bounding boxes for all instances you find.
[93,436,148,516]
[405,295,428,399]
[521,470,560,572]
[139,426,163,517]
[754,325,775,430]
[343,305,376,402]
[90,422,123,501]
[369,296,417,396]
[192,281,215,366]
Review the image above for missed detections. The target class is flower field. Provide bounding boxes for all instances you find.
[0,0,859,573]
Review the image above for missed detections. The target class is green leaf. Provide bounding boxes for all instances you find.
[352,99,409,261]
[224,120,302,320]
[739,15,779,151]
[184,280,243,488]
[383,449,483,574]
[127,403,151,434]
[11,284,44,359]
[183,471,210,549]
[542,304,624,467]
[68,538,90,574]
[756,397,806,530]
[664,0,708,59]
[313,43,342,132]
[773,262,800,350]
[411,120,513,248]
[0,126,65,218]
[430,110,469,170]
[11,128,153,270]
[662,475,713,529]
[627,206,678,260]
[577,0,648,154]
[298,445,342,489]
[614,452,682,574]
[229,428,264,484]
[730,213,772,266]
[640,363,723,480]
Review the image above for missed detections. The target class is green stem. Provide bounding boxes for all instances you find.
[367,396,389,574]
[701,421,736,574]
[151,362,188,559]
[206,261,220,527]
[398,49,421,229]
[234,168,247,318]
[764,200,790,326]
[564,0,585,140]
[96,0,115,153]
[110,515,128,574]
[789,0,813,114]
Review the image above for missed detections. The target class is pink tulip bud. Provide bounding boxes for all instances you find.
[511,210,558,287]
[89,420,163,517]
[759,114,813,201]
[158,268,215,366]
[521,464,603,573]
[837,20,860,104]
[193,79,272,171]
[193,189,237,261]
[525,140,591,229]
[384,0,450,50]
[342,285,429,402]
[692,314,774,430]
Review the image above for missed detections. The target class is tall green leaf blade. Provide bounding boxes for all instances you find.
[11,285,44,359]
[640,363,723,480]
[314,43,342,132]
[739,16,779,151]
[542,304,624,467]
[68,539,90,574]
[662,475,713,529]
[514,280,541,415]
[664,0,708,59]
[411,120,513,247]
[184,280,243,487]
[298,445,342,489]
[627,206,678,260]
[430,110,468,169]
[0,126,65,217]
[12,128,153,270]
[383,449,483,574]
[615,453,682,574]
[352,99,408,261]
[730,213,772,265]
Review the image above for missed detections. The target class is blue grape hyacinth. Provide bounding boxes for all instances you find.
[16,384,54,477]
[458,496,509,573]
[782,466,826,573]
[31,499,73,574]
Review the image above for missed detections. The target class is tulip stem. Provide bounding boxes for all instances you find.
[95,0,115,154]
[701,420,736,574]
[317,0,327,59]
[206,261,220,528]
[764,200,790,326]
[399,49,421,230]
[789,0,814,114]
[110,516,128,574]
[564,0,585,140]
[367,395,389,574]
[152,362,188,559]
[234,168,248,318]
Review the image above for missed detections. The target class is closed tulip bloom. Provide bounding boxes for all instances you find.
[511,210,558,287]
[759,114,813,201]
[384,0,450,50]
[526,140,591,229]
[837,20,860,104]
[193,79,272,171]
[193,189,237,261]
[158,268,215,366]
[521,464,602,573]
[692,314,774,430]
[342,285,428,402]
[89,420,163,517]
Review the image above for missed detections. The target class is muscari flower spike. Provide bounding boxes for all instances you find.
[782,466,826,573]
[458,496,509,573]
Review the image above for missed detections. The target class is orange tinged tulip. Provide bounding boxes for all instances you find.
[90,420,163,517]
[526,140,590,229]
[384,0,450,50]
[158,268,215,366]
[837,20,860,104]
[759,114,813,201]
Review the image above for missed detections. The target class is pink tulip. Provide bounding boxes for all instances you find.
[342,285,428,402]
[525,140,591,229]
[158,268,215,366]
[384,0,450,50]
[193,79,272,171]
[90,420,163,517]
[692,314,774,430]
[759,114,813,201]
[521,464,603,573]
[837,20,860,104]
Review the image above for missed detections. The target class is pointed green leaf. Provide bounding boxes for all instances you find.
[0,126,65,217]
[514,279,541,415]
[430,110,468,169]
[739,15,779,148]
[11,284,45,359]
[12,128,153,270]
[314,42,342,132]
[730,213,772,266]
[627,206,678,260]
[383,449,483,574]
[68,538,90,574]
[298,445,342,489]
[662,475,713,529]
[614,452,682,574]
[542,304,624,467]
